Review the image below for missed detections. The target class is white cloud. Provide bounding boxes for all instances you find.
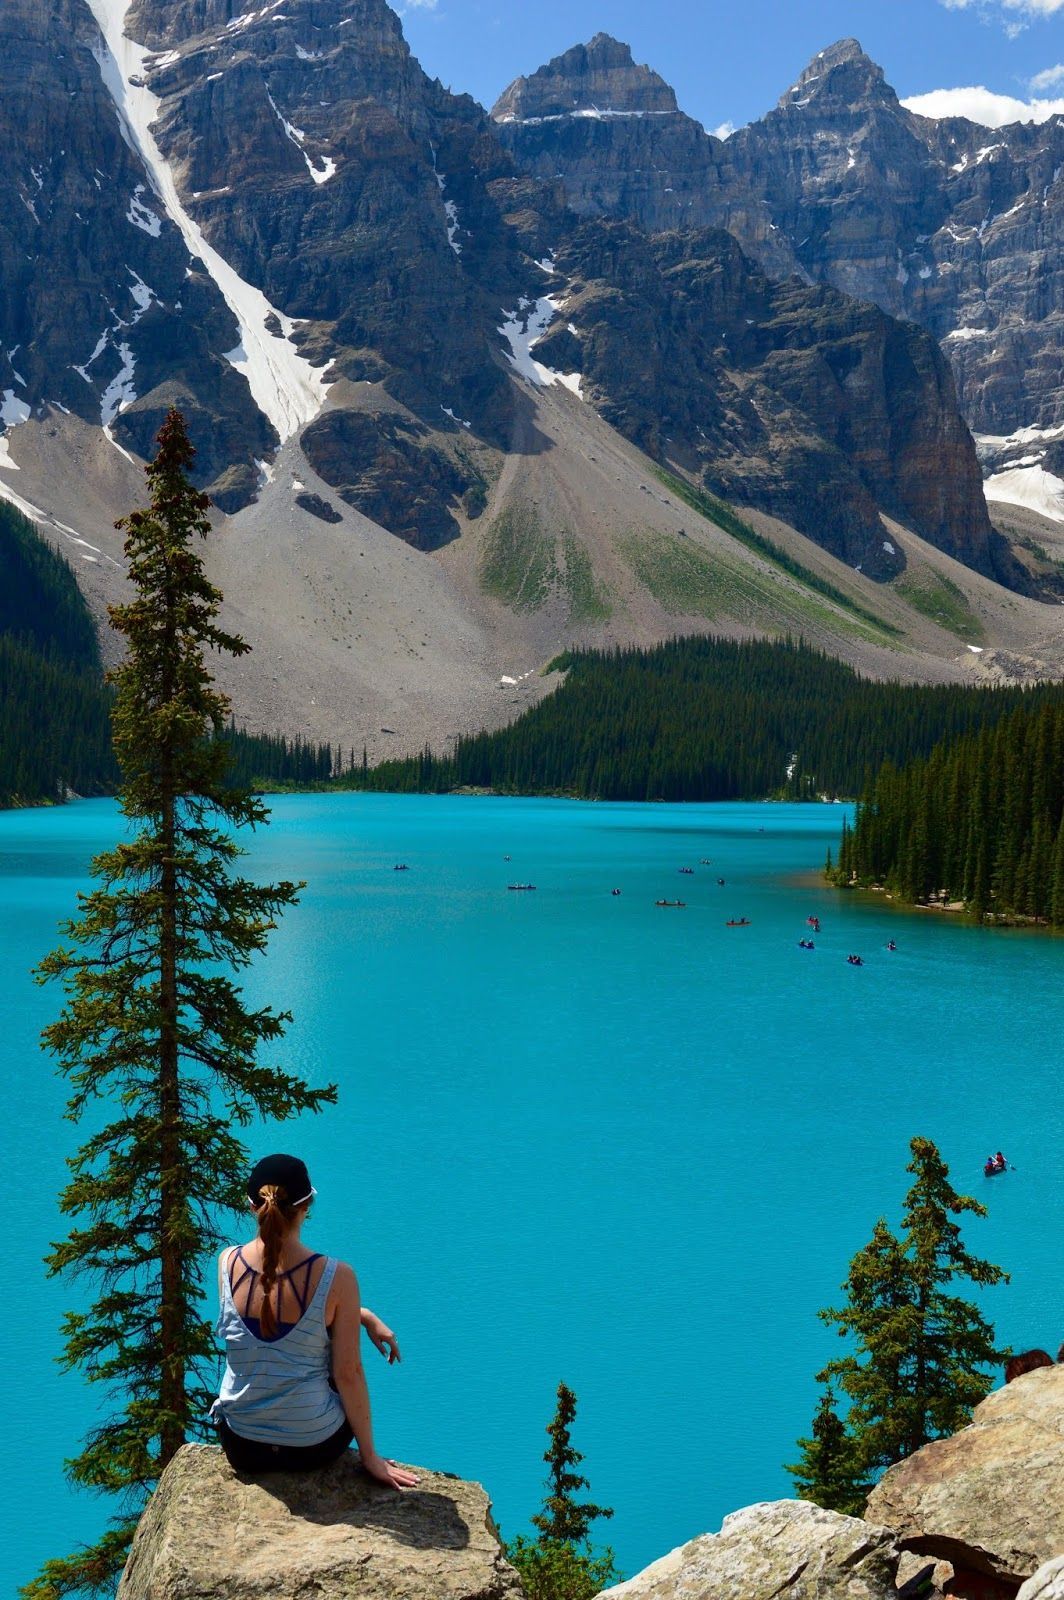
[940,0,1064,34]
[709,120,736,140]
[1030,63,1064,89]
[400,0,439,7]
[902,84,1064,124]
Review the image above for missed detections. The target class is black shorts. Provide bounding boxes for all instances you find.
[215,1414,354,1474]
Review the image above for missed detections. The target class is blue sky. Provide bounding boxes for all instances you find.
[399,0,1064,131]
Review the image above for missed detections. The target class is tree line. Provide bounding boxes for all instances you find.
[338,636,1064,803]
[0,500,339,806]
[832,699,1064,924]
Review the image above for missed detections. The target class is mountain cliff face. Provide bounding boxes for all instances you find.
[727,39,1064,442]
[0,0,273,507]
[0,0,997,571]
[491,36,765,246]
[534,222,995,575]
[117,0,534,525]
[494,35,1064,449]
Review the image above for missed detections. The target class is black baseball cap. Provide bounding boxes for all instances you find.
[246,1153,316,1207]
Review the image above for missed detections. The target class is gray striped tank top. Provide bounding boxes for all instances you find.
[211,1251,347,1447]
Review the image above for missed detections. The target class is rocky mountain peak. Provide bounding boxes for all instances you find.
[491,35,678,124]
[779,37,896,113]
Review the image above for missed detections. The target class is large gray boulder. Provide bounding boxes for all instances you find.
[1019,1557,1064,1600]
[865,1366,1064,1589]
[116,1444,523,1600]
[597,1499,903,1599]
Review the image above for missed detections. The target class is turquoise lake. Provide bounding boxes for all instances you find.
[3,794,1061,1593]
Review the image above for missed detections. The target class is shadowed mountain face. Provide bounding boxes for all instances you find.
[0,0,273,507]
[494,34,1064,442]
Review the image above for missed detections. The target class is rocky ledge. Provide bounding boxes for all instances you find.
[116,1444,522,1600]
[610,1367,1064,1600]
[600,1501,905,1600]
[866,1365,1064,1593]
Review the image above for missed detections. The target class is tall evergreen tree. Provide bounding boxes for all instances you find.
[819,1138,1006,1479]
[24,411,336,1600]
[896,1137,1008,1451]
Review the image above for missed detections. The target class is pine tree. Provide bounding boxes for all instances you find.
[532,1382,613,1546]
[786,1384,870,1516]
[897,1137,1008,1450]
[24,410,336,1600]
[820,1138,1006,1479]
[505,1383,619,1600]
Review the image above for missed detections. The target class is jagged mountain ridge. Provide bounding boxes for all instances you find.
[3,0,1064,755]
[493,34,1064,521]
[4,0,993,567]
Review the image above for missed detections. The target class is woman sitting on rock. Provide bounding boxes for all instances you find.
[211,1152,416,1489]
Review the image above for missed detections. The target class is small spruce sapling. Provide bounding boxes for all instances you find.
[506,1382,620,1600]
[786,1383,870,1517]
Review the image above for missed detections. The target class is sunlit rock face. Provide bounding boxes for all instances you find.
[116,1444,524,1600]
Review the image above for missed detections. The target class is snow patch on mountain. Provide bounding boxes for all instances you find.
[500,106,675,127]
[975,422,1064,450]
[86,0,329,441]
[0,392,30,429]
[0,474,117,567]
[100,343,137,426]
[0,390,30,472]
[430,147,463,255]
[498,297,583,396]
[265,87,336,185]
[127,184,162,236]
[984,463,1064,524]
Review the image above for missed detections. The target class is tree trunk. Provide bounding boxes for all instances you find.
[158,607,186,1468]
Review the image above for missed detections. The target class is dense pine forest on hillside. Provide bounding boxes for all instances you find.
[0,503,341,807]
[0,502,117,805]
[834,701,1064,925]
[339,637,1064,803]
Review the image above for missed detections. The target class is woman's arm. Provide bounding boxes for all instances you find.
[330,1264,418,1490]
[360,1306,401,1363]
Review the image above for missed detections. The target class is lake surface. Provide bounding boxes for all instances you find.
[3,794,1061,1592]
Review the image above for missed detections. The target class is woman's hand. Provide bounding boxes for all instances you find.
[362,1311,401,1364]
[361,1452,419,1490]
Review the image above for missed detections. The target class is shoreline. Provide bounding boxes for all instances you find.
[830,878,1063,936]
